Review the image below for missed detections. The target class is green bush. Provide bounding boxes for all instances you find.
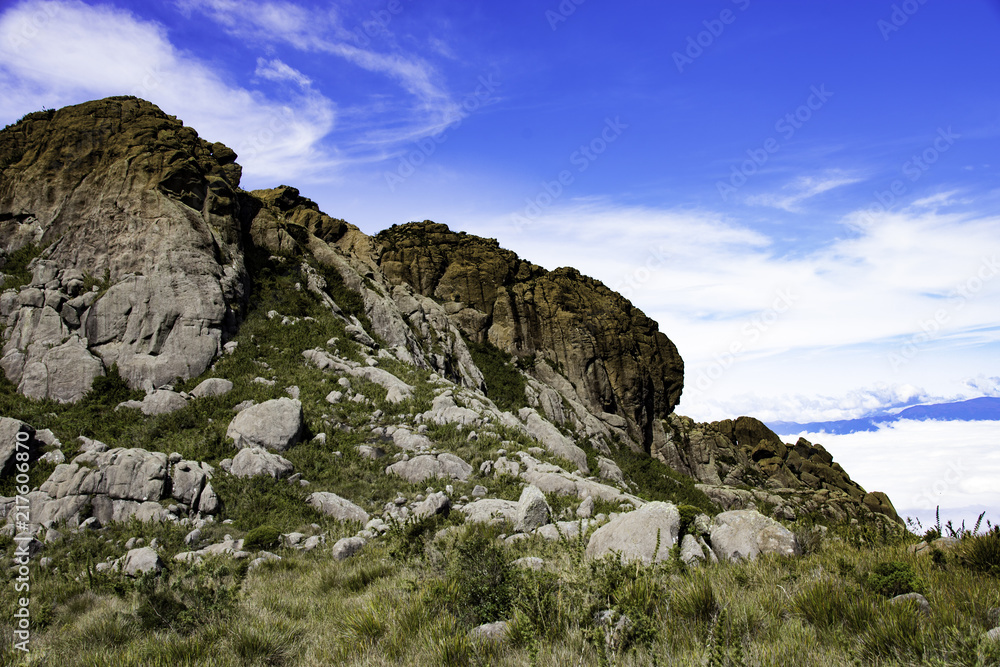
[447,525,517,625]
[954,526,1000,577]
[465,338,528,412]
[610,446,718,514]
[866,561,925,598]
[0,243,44,288]
[244,525,281,551]
[794,580,873,634]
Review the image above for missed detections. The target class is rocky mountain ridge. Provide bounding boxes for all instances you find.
[0,96,900,533]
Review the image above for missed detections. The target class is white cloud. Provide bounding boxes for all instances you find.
[255,58,312,88]
[176,0,462,152]
[0,0,337,184]
[461,199,1000,422]
[746,172,861,211]
[790,420,1000,518]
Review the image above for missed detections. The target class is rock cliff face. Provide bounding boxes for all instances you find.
[375,223,684,449]
[0,97,899,526]
[0,97,247,397]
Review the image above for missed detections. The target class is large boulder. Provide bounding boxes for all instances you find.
[226,398,304,451]
[385,453,472,483]
[709,510,800,562]
[307,491,369,523]
[190,378,234,398]
[585,502,680,564]
[40,448,169,502]
[514,485,551,533]
[229,447,294,479]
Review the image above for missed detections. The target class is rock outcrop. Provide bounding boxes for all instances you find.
[0,97,248,396]
[653,414,902,524]
[375,222,684,449]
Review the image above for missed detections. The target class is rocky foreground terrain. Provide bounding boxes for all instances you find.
[0,98,996,666]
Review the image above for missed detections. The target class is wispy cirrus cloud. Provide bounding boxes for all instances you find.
[175,0,463,151]
[746,172,861,211]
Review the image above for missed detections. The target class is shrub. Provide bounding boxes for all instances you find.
[465,338,528,412]
[447,525,517,625]
[244,525,281,551]
[954,526,1000,577]
[794,580,873,634]
[866,561,925,598]
[673,573,718,624]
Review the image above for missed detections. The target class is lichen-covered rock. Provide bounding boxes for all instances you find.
[375,222,684,449]
[226,398,304,451]
[0,97,248,397]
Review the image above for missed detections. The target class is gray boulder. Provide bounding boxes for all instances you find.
[140,390,188,416]
[307,491,369,523]
[515,485,551,533]
[385,453,472,484]
[190,378,234,398]
[890,592,931,616]
[414,491,451,519]
[121,547,163,576]
[709,510,800,562]
[226,398,304,451]
[518,408,589,473]
[170,460,212,506]
[470,620,509,642]
[585,502,679,564]
[679,533,717,566]
[459,499,518,525]
[332,536,366,560]
[230,447,294,479]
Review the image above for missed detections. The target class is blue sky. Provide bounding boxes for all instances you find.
[1,0,998,517]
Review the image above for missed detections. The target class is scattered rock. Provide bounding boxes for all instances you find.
[385,453,473,483]
[121,547,163,576]
[890,592,931,616]
[413,491,451,519]
[140,390,188,416]
[470,620,509,643]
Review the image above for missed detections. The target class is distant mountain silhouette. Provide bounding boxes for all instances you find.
[769,397,1000,435]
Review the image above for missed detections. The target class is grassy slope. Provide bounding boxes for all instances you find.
[1,258,998,665]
